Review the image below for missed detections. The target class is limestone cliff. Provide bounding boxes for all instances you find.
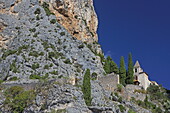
[0,0,98,45]
[0,0,169,113]
[44,0,98,42]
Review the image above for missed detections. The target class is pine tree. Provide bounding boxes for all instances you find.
[103,56,111,74]
[119,56,126,86]
[82,69,91,106]
[110,60,119,74]
[126,53,134,84]
[104,56,119,74]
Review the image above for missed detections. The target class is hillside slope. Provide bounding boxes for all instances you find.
[0,0,169,113]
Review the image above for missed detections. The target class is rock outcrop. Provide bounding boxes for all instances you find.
[0,0,98,44]
[0,0,104,81]
[46,0,98,42]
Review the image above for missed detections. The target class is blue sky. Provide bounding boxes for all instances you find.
[94,0,170,89]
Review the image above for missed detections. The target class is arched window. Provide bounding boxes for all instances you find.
[135,68,137,73]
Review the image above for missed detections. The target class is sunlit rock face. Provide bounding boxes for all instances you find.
[41,0,98,43]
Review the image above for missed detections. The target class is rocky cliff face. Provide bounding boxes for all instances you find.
[0,0,169,113]
[45,0,98,42]
[0,0,98,45]
[0,0,104,81]
[0,0,106,112]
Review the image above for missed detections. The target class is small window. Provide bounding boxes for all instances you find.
[135,68,137,72]
[135,75,138,80]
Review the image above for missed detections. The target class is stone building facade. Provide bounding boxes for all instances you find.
[133,61,151,90]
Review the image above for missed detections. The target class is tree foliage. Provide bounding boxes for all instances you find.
[126,53,134,84]
[104,56,119,74]
[119,56,126,86]
[82,69,92,106]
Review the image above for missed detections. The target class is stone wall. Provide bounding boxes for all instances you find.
[98,73,119,92]
[124,85,146,101]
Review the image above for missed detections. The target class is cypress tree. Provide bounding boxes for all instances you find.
[119,56,126,86]
[126,53,134,84]
[82,69,91,106]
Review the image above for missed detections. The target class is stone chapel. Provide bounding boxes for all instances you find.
[133,61,158,90]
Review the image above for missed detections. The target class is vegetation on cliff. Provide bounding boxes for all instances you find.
[82,69,92,106]
[103,56,119,74]
[126,53,134,84]
[4,86,36,113]
[119,56,126,86]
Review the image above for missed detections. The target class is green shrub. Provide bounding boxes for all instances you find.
[15,27,20,29]
[34,8,41,14]
[147,85,167,101]
[41,74,49,80]
[30,74,48,80]
[50,19,56,24]
[0,79,3,84]
[39,52,44,56]
[114,92,119,97]
[33,33,38,37]
[4,86,35,113]
[64,59,71,64]
[48,52,55,58]
[128,109,136,113]
[49,63,53,67]
[50,70,58,75]
[136,100,145,107]
[117,84,123,92]
[76,68,81,73]
[44,65,49,69]
[78,44,84,49]
[29,28,36,32]
[31,63,39,70]
[42,2,55,16]
[130,97,136,102]
[91,72,97,80]
[58,39,61,44]
[2,50,17,59]
[36,15,40,20]
[118,96,123,103]
[29,51,39,57]
[10,61,19,73]
[17,45,29,55]
[152,107,162,113]
[42,41,49,50]
[118,105,126,112]
[60,32,65,36]
[30,74,41,79]
[63,46,67,49]
[5,86,24,98]
[29,51,43,57]
[8,77,19,81]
